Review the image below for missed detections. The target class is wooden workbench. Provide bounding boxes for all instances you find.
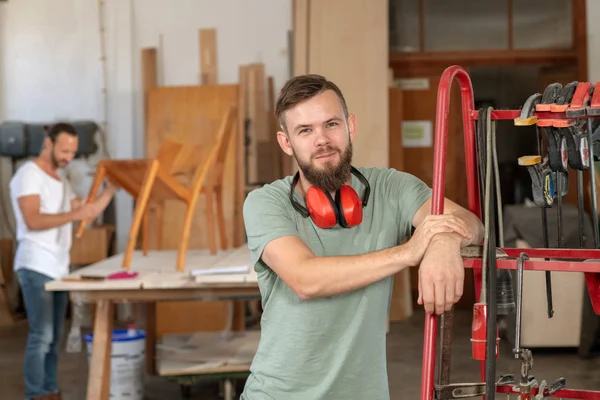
[45,246,260,400]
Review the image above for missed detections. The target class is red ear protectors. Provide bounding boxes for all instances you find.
[289,166,371,229]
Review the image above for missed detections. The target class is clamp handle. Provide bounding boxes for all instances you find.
[563,123,590,171]
[515,93,542,126]
[553,170,569,198]
[518,155,554,208]
[544,128,569,173]
[587,83,600,116]
[547,377,566,395]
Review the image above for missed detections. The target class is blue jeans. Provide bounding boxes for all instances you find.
[16,268,69,399]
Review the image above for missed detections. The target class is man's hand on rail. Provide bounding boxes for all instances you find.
[405,213,472,266]
[417,232,465,315]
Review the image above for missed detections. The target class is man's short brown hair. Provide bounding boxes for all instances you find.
[275,74,349,133]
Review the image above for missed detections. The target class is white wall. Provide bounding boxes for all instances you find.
[0,0,292,250]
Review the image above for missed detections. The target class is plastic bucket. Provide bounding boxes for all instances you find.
[84,329,146,400]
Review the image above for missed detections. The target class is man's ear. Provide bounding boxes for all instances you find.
[347,113,357,142]
[277,131,294,156]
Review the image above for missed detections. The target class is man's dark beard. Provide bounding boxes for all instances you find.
[297,141,353,193]
[51,150,60,168]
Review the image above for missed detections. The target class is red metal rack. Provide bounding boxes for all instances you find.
[422,65,600,399]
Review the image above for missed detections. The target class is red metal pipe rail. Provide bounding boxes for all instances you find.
[422,65,600,399]
[422,65,480,400]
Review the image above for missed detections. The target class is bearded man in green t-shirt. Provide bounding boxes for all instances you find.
[240,74,484,400]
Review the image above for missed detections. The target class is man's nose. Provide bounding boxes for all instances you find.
[314,128,331,146]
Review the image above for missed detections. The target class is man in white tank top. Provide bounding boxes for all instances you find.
[9,123,117,400]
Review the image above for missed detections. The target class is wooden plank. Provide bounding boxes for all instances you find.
[234,66,248,248]
[307,0,389,168]
[0,239,18,312]
[388,86,413,322]
[390,49,578,76]
[267,76,283,179]
[156,331,260,376]
[141,48,158,116]
[285,0,311,176]
[292,0,310,76]
[145,85,240,251]
[156,301,234,337]
[0,283,14,327]
[46,247,253,292]
[199,28,218,85]
[70,225,113,265]
[245,65,259,184]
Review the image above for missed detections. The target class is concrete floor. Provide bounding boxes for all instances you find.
[2,310,600,399]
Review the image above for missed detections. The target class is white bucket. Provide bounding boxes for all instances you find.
[84,329,146,400]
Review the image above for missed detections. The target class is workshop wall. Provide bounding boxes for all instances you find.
[0,0,292,249]
[588,0,600,84]
[1,0,599,247]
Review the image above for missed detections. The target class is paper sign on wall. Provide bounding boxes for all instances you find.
[402,120,432,148]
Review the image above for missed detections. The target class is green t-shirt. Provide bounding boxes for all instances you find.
[241,167,433,400]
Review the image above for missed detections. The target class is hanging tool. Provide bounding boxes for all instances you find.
[476,102,515,318]
[513,252,540,400]
[535,82,576,318]
[553,82,590,251]
[516,94,556,324]
[474,106,500,400]
[518,155,554,208]
[512,251,567,400]
[568,82,600,248]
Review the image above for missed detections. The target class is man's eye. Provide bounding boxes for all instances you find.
[327,122,338,127]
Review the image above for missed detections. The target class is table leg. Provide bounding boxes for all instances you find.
[145,302,157,375]
[86,299,114,400]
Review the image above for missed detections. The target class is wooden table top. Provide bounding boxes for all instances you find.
[45,246,258,293]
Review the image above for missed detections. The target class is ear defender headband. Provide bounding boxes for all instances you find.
[289,166,371,229]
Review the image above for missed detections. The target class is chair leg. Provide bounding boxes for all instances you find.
[215,186,227,250]
[142,204,150,256]
[205,190,217,255]
[75,163,107,238]
[177,194,201,272]
[123,160,159,269]
[155,201,164,250]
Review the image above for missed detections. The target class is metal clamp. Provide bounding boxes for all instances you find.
[518,156,554,208]
[434,383,486,399]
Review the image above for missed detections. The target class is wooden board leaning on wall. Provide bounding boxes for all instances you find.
[145,84,246,336]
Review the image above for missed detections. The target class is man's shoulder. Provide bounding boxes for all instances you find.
[356,166,424,185]
[245,176,294,203]
[14,160,38,175]
[243,175,296,219]
[10,161,39,185]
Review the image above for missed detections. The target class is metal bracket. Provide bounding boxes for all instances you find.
[434,383,486,400]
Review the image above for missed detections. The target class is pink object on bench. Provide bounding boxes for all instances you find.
[107,271,139,280]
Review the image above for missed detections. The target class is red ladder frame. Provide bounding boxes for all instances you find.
[421,65,600,399]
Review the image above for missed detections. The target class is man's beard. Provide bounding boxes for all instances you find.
[296,141,353,193]
[51,148,68,168]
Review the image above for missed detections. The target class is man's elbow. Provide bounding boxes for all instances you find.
[287,273,320,301]
[24,218,39,231]
[291,277,318,301]
[23,214,43,231]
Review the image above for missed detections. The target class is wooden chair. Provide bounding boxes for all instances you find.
[76,106,237,271]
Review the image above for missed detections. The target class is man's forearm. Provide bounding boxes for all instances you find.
[418,210,483,258]
[91,188,116,212]
[295,244,415,300]
[450,209,484,247]
[27,212,76,231]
